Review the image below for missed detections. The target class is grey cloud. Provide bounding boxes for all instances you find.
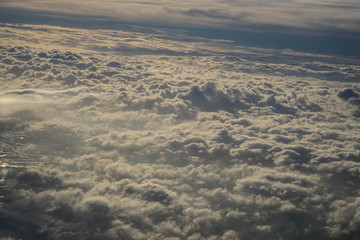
[326,198,360,238]
[338,89,359,100]
[6,65,26,78]
[0,209,48,240]
[176,8,245,21]
[338,89,360,117]
[181,8,229,19]
[16,169,62,189]
[182,83,250,114]
[0,117,28,131]
[106,61,121,68]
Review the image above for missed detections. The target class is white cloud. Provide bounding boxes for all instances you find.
[0,24,360,239]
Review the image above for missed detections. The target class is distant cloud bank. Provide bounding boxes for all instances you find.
[1,0,360,57]
[2,0,360,34]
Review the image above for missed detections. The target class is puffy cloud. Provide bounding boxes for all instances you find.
[0,24,360,240]
[326,198,360,238]
[337,89,360,117]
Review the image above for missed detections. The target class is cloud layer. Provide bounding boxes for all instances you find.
[2,0,360,35]
[0,24,360,239]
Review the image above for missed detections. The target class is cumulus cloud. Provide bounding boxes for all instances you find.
[0,24,360,240]
[337,88,360,117]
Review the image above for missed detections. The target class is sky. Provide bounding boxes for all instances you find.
[1,1,360,240]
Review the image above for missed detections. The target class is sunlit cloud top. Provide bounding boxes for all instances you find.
[1,0,360,236]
